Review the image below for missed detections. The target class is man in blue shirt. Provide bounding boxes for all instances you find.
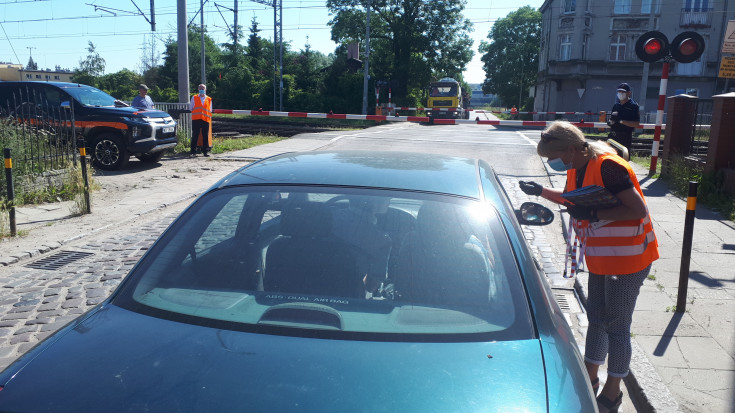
[608,83,640,153]
[131,84,154,110]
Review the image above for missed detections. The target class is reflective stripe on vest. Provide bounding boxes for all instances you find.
[565,152,659,274]
[192,96,212,122]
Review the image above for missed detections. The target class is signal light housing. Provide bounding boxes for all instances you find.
[670,31,705,64]
[635,31,669,62]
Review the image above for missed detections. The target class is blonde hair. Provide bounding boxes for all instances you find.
[536,120,614,159]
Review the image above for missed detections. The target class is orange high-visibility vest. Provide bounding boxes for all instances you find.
[192,95,212,123]
[565,152,659,275]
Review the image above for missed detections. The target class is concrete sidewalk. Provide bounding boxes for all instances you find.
[546,160,735,412]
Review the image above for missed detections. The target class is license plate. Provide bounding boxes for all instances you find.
[162,126,175,134]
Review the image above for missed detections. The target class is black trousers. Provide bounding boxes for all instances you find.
[191,119,212,153]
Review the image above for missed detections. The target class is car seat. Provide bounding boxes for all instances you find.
[264,203,365,298]
[394,201,491,307]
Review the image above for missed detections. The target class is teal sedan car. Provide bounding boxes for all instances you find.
[0,151,596,412]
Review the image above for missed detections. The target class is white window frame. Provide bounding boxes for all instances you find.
[614,0,631,14]
[610,34,627,61]
[560,34,573,61]
[563,0,576,14]
[641,0,661,13]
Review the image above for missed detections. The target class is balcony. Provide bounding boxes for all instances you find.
[680,8,712,28]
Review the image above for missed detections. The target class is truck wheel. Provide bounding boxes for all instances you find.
[92,133,129,170]
[136,152,165,163]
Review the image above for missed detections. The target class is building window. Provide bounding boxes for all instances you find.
[610,34,627,61]
[560,34,573,61]
[54,75,60,80]
[563,0,575,13]
[582,34,590,60]
[25,74,32,79]
[614,0,631,14]
[45,75,51,80]
[684,0,709,12]
[641,0,661,13]
[35,74,41,79]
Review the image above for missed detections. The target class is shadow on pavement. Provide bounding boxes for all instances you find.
[653,312,684,357]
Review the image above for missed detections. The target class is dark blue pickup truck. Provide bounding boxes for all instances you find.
[0,81,178,170]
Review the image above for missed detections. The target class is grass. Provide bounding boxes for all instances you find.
[172,133,286,155]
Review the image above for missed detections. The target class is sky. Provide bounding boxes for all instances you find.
[0,0,545,84]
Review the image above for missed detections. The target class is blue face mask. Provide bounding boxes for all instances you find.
[198,89,206,96]
[547,157,573,171]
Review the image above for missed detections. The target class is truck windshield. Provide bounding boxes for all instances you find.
[430,85,457,97]
[63,86,118,107]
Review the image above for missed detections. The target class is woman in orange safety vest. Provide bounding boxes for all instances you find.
[519,120,658,413]
[190,84,213,156]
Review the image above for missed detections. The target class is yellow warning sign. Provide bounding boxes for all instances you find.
[723,20,735,54]
[720,56,735,78]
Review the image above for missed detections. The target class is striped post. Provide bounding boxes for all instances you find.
[375,87,380,115]
[676,181,698,313]
[3,148,16,236]
[650,60,669,174]
[79,147,91,214]
[388,88,392,115]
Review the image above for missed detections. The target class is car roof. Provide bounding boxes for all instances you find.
[219,151,484,199]
[0,81,93,89]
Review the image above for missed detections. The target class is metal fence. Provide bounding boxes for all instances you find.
[0,87,79,183]
[690,98,712,158]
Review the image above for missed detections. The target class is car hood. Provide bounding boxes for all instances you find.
[87,106,171,118]
[0,305,548,412]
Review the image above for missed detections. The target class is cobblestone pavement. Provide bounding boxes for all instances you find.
[0,211,180,369]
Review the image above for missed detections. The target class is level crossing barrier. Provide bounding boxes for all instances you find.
[213,108,671,130]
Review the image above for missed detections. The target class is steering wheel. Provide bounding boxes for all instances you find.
[325,195,351,208]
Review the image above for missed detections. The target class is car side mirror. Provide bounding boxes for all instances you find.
[515,202,554,226]
[60,101,70,109]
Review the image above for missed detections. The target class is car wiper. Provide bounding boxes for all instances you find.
[258,302,343,330]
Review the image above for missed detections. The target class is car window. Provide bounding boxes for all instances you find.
[63,86,118,107]
[117,186,533,341]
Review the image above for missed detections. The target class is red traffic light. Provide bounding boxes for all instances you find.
[635,31,669,62]
[671,31,705,63]
[644,39,663,55]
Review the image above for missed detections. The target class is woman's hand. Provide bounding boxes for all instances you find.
[519,181,543,196]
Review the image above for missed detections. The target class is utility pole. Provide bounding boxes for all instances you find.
[361,0,370,115]
[234,0,238,48]
[149,0,156,31]
[200,0,206,85]
[177,0,190,103]
[251,0,282,110]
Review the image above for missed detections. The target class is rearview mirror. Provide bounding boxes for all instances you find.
[515,202,554,226]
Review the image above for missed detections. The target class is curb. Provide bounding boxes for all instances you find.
[0,191,202,267]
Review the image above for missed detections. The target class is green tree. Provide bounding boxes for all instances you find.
[158,27,223,95]
[479,6,540,110]
[73,41,106,84]
[327,0,473,103]
[96,69,143,100]
[246,17,267,74]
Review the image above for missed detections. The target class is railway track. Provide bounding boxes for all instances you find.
[212,118,366,138]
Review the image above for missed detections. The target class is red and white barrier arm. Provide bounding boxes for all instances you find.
[213,108,670,129]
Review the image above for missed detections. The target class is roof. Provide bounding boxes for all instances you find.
[220,151,483,199]
[0,81,92,89]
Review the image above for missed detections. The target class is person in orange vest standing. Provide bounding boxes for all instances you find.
[190,84,213,157]
[519,120,658,413]
[510,105,518,119]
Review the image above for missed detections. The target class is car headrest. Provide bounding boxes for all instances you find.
[280,203,332,238]
[416,201,469,246]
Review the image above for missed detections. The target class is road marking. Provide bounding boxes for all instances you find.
[516,130,539,146]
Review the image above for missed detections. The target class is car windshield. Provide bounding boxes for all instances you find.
[63,86,118,107]
[430,85,457,97]
[115,186,533,341]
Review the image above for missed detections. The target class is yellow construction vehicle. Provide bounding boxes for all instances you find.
[426,77,469,120]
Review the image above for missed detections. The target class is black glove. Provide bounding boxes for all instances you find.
[566,205,598,222]
[519,181,543,196]
[608,112,620,126]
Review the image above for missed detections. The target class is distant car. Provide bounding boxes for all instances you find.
[0,81,177,170]
[0,151,595,412]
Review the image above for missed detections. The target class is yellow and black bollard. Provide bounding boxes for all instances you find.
[676,181,698,313]
[3,148,16,236]
[79,146,91,214]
